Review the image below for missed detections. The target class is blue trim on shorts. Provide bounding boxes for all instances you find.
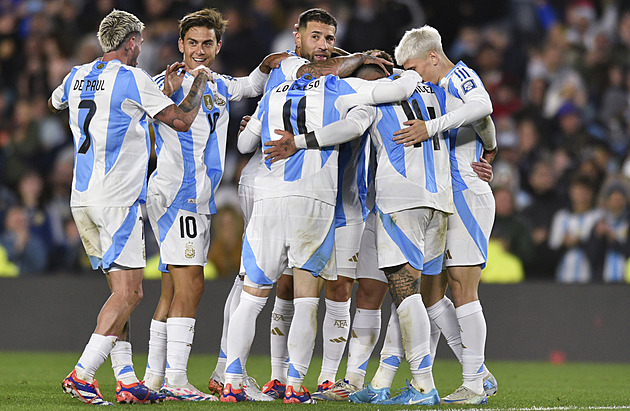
[242,234,274,286]
[376,206,424,271]
[453,190,488,268]
[301,219,335,276]
[423,252,444,275]
[101,201,140,270]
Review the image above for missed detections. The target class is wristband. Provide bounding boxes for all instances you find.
[305,131,319,148]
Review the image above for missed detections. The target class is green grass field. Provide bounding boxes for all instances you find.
[1,351,629,410]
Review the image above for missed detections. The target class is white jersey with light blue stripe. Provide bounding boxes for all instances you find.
[369,81,453,214]
[50,59,173,207]
[601,214,628,283]
[440,61,492,194]
[549,208,602,283]
[149,71,260,215]
[251,74,395,206]
[336,134,370,227]
[264,51,310,92]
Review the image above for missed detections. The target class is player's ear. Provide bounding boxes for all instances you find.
[293,30,301,49]
[215,40,222,55]
[178,38,184,54]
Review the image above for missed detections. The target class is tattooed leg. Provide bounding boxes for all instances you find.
[383,263,421,307]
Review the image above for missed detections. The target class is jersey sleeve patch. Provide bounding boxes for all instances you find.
[461,79,476,94]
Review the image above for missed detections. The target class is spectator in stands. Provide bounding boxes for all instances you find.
[492,186,534,266]
[207,205,244,279]
[586,176,630,283]
[0,205,48,275]
[521,159,565,280]
[549,174,601,283]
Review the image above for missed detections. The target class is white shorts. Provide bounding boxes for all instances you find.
[238,184,255,226]
[376,206,447,275]
[444,190,495,268]
[146,195,211,272]
[335,221,365,278]
[356,212,388,283]
[242,197,337,288]
[72,203,145,272]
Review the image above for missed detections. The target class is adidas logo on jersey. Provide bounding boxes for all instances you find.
[348,252,359,263]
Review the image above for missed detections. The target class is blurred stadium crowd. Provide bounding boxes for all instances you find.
[1,0,630,283]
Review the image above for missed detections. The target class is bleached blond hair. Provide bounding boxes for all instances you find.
[97,9,145,53]
[394,25,445,66]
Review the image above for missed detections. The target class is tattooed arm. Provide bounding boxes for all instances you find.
[154,67,210,132]
[296,53,392,79]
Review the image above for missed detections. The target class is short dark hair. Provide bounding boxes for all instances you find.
[351,49,394,78]
[179,8,228,41]
[297,8,337,31]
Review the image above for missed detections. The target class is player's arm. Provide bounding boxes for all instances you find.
[48,73,71,114]
[228,52,291,99]
[341,70,421,108]
[47,98,62,114]
[424,74,493,137]
[238,107,263,154]
[154,66,210,132]
[264,105,376,162]
[296,52,393,79]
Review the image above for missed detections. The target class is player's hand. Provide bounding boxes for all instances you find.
[239,115,252,133]
[483,146,498,164]
[189,65,213,82]
[393,119,429,146]
[260,52,291,74]
[163,62,186,97]
[472,157,493,182]
[361,53,394,76]
[264,129,298,162]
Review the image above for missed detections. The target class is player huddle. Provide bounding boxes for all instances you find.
[49,6,498,407]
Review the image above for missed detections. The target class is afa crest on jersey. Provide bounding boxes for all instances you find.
[462,79,476,94]
[213,93,227,107]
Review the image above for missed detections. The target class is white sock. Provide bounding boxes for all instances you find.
[318,298,351,385]
[371,305,402,389]
[143,319,167,389]
[224,292,268,389]
[286,297,319,391]
[429,319,441,363]
[457,300,486,393]
[110,341,138,384]
[213,276,243,381]
[427,296,462,362]
[397,294,434,393]
[75,333,117,383]
[345,308,381,388]
[270,296,293,383]
[165,317,196,387]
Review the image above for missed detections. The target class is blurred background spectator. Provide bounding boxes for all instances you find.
[0,0,629,283]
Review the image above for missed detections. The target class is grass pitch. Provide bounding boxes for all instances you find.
[1,351,629,410]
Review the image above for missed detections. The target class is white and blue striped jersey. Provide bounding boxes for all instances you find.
[336,133,370,227]
[549,208,602,283]
[50,58,174,207]
[437,61,493,195]
[369,81,454,214]
[264,51,310,92]
[239,71,420,206]
[149,70,264,215]
[600,214,629,283]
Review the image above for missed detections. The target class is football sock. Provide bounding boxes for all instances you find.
[345,308,381,388]
[286,297,319,391]
[371,305,403,389]
[213,276,243,381]
[457,300,486,393]
[75,333,117,383]
[318,298,351,385]
[427,296,462,362]
[269,296,293,383]
[143,319,167,390]
[397,294,435,393]
[224,292,267,389]
[110,340,138,384]
[165,317,196,387]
